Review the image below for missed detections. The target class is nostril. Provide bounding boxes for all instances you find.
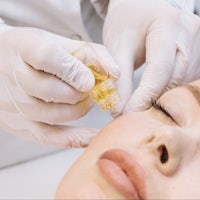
[158,145,169,164]
[156,143,180,176]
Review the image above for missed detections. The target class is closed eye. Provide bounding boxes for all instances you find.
[151,99,177,124]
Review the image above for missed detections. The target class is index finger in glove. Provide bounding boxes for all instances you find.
[69,43,120,80]
[19,34,95,92]
[14,55,88,104]
[33,30,121,81]
[124,18,179,112]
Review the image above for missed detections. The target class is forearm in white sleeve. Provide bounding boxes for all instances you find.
[165,0,195,12]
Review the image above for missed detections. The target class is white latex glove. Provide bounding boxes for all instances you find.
[0,25,119,147]
[103,0,200,116]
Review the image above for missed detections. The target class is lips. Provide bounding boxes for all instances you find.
[97,149,146,200]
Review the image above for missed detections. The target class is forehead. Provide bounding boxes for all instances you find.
[160,84,200,116]
[182,84,200,106]
[181,86,200,143]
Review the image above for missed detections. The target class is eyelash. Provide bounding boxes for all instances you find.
[151,99,175,122]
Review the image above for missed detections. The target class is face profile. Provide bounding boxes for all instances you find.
[55,80,200,200]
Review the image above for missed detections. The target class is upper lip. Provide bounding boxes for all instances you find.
[98,148,146,199]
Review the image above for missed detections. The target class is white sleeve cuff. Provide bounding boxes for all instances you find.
[165,0,195,12]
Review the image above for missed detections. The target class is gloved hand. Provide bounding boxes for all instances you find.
[103,0,200,116]
[0,25,120,147]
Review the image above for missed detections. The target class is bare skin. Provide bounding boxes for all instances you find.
[56,80,200,199]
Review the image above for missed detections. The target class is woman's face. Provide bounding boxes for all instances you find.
[56,80,200,200]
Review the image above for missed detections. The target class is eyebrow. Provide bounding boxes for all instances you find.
[183,85,200,106]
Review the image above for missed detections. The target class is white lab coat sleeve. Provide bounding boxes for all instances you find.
[165,0,195,12]
[90,0,109,19]
[0,0,92,41]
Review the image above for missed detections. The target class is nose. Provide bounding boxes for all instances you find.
[143,128,185,176]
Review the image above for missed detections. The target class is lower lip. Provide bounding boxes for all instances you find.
[98,157,140,200]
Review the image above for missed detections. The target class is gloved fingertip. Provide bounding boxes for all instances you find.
[79,128,99,147]
[111,101,125,118]
[68,128,99,148]
[111,109,121,118]
[124,96,152,113]
[75,68,95,92]
[123,87,154,113]
[109,64,121,80]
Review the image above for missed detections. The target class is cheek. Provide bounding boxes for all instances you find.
[167,157,200,198]
[144,150,200,199]
[89,113,157,156]
[93,117,140,146]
